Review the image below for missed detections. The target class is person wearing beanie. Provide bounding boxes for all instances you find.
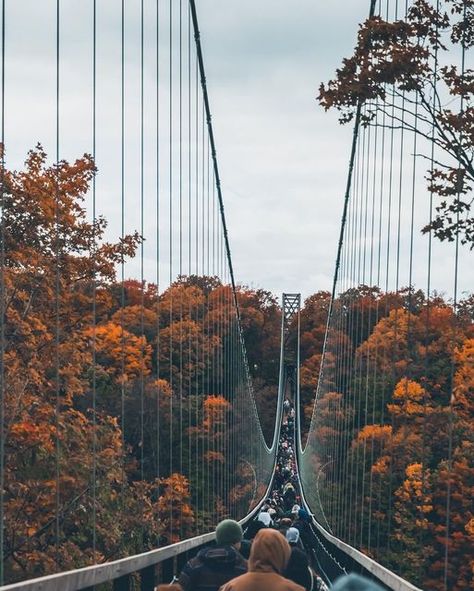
[330,574,385,591]
[216,519,244,545]
[220,529,305,591]
[178,519,247,591]
[293,508,312,548]
[298,508,310,521]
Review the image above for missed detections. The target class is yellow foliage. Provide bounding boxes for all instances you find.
[372,455,390,475]
[394,463,432,529]
[357,424,392,442]
[466,518,474,537]
[86,321,152,380]
[453,338,474,419]
[202,395,231,432]
[393,378,426,402]
[388,378,428,416]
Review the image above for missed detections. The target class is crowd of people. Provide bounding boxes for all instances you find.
[238,398,325,590]
[156,398,385,591]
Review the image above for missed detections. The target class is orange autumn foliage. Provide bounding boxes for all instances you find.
[387,378,428,416]
[157,474,195,544]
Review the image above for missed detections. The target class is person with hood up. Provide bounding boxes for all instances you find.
[178,519,247,591]
[257,510,273,527]
[286,527,303,548]
[220,528,305,591]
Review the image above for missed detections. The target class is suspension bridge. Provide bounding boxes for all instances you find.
[0,1,472,590]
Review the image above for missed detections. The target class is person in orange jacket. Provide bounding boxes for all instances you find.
[220,528,304,591]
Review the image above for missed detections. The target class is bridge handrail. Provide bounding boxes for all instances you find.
[297,428,422,591]
[0,492,267,591]
[309,515,421,591]
[0,532,216,591]
[0,420,283,591]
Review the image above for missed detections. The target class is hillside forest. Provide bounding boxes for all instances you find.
[1,146,473,591]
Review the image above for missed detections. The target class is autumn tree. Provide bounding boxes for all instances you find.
[235,287,281,443]
[392,463,434,585]
[319,0,474,246]
[157,474,195,544]
[0,145,151,580]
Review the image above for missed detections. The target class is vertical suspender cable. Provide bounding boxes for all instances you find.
[168,0,173,541]
[54,0,61,565]
[187,0,192,515]
[444,6,466,586]
[155,0,161,526]
[194,53,199,533]
[139,0,145,548]
[405,0,420,564]
[421,0,440,570]
[91,0,97,561]
[366,90,380,555]
[120,0,126,529]
[376,0,394,558]
[359,120,373,549]
[374,2,388,552]
[387,0,405,552]
[178,0,184,535]
[201,100,205,518]
[0,0,5,582]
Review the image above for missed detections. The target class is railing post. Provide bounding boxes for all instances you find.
[113,574,131,591]
[176,551,188,575]
[161,557,175,585]
[140,565,156,591]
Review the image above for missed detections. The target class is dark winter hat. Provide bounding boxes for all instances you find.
[331,573,385,591]
[215,519,243,545]
[298,508,310,521]
[244,519,266,540]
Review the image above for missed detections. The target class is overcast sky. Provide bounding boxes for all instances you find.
[3,1,472,302]
[196,0,373,299]
[193,0,473,301]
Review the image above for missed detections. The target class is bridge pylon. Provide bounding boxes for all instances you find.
[281,293,301,406]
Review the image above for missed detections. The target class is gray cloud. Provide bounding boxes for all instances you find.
[2,0,471,302]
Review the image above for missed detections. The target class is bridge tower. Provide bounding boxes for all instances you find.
[281,293,301,404]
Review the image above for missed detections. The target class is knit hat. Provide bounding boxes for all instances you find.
[298,508,310,521]
[286,527,300,544]
[331,574,385,591]
[215,519,243,545]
